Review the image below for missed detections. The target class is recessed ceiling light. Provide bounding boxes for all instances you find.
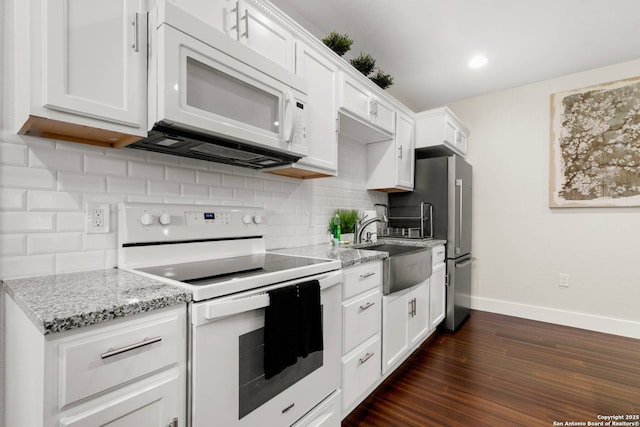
[468,54,488,69]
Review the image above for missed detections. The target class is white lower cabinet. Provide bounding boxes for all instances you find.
[4,298,186,427]
[340,261,382,416]
[341,336,381,411]
[382,279,430,374]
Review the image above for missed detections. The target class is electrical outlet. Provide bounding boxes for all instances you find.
[86,203,110,233]
[559,273,570,288]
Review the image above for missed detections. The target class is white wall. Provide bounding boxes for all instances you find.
[449,59,640,338]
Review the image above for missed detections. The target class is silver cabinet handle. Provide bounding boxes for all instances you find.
[101,336,162,359]
[131,14,139,52]
[242,9,249,38]
[398,145,403,159]
[359,352,374,365]
[408,299,413,317]
[359,302,375,311]
[359,272,375,279]
[169,417,178,427]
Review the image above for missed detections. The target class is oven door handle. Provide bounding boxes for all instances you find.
[206,294,270,320]
[199,270,343,323]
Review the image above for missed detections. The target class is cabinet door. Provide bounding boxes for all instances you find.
[170,0,229,32]
[371,96,395,134]
[395,112,414,190]
[44,0,146,129]
[407,280,430,347]
[381,289,409,374]
[443,114,458,146]
[59,372,181,427]
[295,41,338,173]
[339,73,373,123]
[429,263,446,330]
[236,0,294,71]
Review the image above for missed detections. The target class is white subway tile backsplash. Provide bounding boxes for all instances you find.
[83,233,117,251]
[166,166,196,183]
[27,190,82,211]
[209,187,234,201]
[233,189,254,201]
[84,154,127,176]
[148,180,180,196]
[0,166,56,189]
[0,212,55,233]
[245,177,264,190]
[0,234,27,256]
[0,189,26,210]
[0,143,28,165]
[29,147,83,172]
[146,151,181,166]
[56,212,85,232]
[0,136,386,278]
[181,184,209,198]
[222,174,244,188]
[107,176,147,195]
[56,250,106,274]
[27,232,82,255]
[128,161,164,180]
[197,170,222,186]
[58,172,105,193]
[0,254,56,279]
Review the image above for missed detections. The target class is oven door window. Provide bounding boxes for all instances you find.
[238,325,323,419]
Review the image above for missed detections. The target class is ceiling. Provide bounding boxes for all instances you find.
[268,0,640,112]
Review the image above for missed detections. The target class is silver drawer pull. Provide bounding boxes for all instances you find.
[101,336,162,359]
[169,417,179,427]
[359,302,375,311]
[359,352,374,365]
[359,272,375,279]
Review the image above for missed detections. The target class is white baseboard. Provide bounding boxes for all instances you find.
[471,296,640,339]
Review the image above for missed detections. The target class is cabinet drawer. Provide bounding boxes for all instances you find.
[292,389,341,427]
[58,308,184,407]
[343,289,381,354]
[342,336,381,412]
[343,261,382,299]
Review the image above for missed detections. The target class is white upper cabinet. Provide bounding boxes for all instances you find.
[414,106,469,157]
[366,111,414,192]
[15,0,147,147]
[337,72,395,143]
[226,0,295,71]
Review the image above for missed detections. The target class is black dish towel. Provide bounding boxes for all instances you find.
[264,280,323,379]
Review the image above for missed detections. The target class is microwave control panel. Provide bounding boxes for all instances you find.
[293,101,307,146]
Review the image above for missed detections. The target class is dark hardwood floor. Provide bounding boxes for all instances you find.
[342,310,640,427]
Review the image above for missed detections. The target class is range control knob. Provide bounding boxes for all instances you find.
[159,213,172,226]
[140,213,154,226]
[242,214,253,225]
[253,215,263,224]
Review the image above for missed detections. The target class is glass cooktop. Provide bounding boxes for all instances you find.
[136,253,331,286]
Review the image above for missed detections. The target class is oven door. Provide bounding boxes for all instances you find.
[190,270,342,427]
[153,3,308,157]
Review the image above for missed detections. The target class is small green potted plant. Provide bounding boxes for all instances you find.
[349,53,376,76]
[322,31,353,56]
[370,69,394,89]
[329,209,360,244]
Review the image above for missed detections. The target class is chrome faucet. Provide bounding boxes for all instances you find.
[355,216,383,244]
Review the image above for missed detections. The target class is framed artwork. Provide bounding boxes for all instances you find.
[549,76,640,207]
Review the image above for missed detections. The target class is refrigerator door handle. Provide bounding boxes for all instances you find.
[456,178,463,255]
[455,258,472,268]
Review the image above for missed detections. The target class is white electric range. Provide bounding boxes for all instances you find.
[118,202,343,427]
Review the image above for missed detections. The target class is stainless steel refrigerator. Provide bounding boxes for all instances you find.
[388,154,472,331]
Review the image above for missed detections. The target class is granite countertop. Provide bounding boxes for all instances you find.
[271,237,446,268]
[3,268,192,335]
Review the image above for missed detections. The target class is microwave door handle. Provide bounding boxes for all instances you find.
[284,89,295,143]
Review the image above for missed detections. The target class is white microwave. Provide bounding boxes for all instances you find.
[131,1,308,169]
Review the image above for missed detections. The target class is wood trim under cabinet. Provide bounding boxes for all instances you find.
[19,116,143,148]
